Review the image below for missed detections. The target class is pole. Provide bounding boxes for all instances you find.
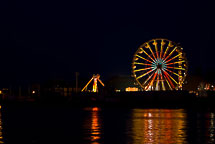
[76,72,79,93]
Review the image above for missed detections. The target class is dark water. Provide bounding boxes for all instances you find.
[1,105,215,144]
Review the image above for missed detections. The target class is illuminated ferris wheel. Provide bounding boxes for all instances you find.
[132,38,188,91]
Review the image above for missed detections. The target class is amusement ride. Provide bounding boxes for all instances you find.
[132,38,188,91]
[81,74,105,92]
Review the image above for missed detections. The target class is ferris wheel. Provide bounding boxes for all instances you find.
[132,38,188,91]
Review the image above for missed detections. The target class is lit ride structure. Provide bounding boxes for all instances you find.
[132,38,187,91]
[81,74,105,92]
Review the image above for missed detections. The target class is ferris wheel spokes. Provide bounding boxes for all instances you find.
[159,69,166,90]
[160,40,165,58]
[145,70,158,90]
[166,66,185,71]
[163,71,175,89]
[162,41,173,59]
[134,67,154,72]
[163,46,178,62]
[163,74,173,90]
[165,53,183,63]
[136,68,156,80]
[142,70,157,86]
[166,60,185,66]
[155,71,160,91]
[162,69,178,85]
[145,43,157,60]
[165,68,180,77]
[136,54,153,63]
[140,48,156,62]
[133,62,152,66]
[152,40,159,59]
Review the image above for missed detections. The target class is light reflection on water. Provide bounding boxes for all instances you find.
[0,106,3,144]
[127,109,187,144]
[83,107,102,144]
[2,105,215,144]
[205,112,215,144]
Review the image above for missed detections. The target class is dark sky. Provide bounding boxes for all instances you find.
[1,0,214,83]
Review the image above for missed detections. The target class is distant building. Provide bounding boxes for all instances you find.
[41,80,81,98]
[183,75,204,91]
[125,87,139,92]
[105,75,141,92]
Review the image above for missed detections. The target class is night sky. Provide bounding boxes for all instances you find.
[1,0,214,84]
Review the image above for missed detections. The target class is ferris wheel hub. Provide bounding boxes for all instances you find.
[157,63,162,69]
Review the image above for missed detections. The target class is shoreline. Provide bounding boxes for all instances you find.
[1,91,215,109]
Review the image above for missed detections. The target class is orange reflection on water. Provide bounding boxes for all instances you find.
[91,107,100,143]
[206,112,215,143]
[0,105,3,144]
[130,109,187,144]
[83,107,101,144]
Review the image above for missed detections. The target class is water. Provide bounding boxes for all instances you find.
[125,109,187,144]
[1,105,215,144]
